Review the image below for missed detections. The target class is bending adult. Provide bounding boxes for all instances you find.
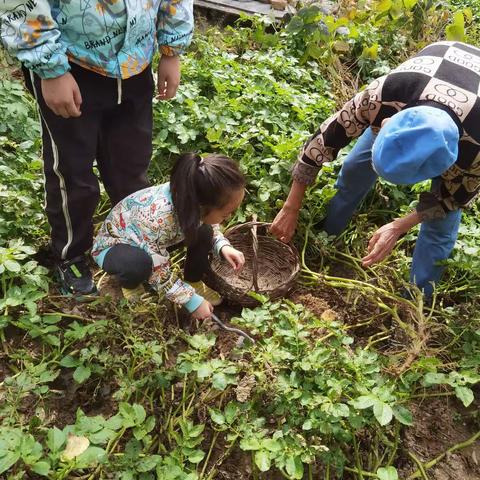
[271,41,480,297]
[0,0,193,296]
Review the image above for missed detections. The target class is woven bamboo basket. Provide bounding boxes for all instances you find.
[206,221,300,307]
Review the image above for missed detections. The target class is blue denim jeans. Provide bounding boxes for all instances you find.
[322,127,462,297]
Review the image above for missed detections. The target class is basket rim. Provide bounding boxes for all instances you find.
[210,220,301,296]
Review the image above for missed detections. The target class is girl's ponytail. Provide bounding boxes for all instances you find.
[171,153,245,245]
[170,152,203,246]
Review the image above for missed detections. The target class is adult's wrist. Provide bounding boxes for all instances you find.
[392,211,420,234]
[283,202,301,214]
[391,218,408,234]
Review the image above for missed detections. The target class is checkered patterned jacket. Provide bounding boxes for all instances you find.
[293,41,480,219]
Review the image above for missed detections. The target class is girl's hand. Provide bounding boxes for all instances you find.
[191,299,213,320]
[362,222,403,267]
[221,246,245,271]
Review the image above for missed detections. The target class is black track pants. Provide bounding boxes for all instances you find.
[23,62,154,261]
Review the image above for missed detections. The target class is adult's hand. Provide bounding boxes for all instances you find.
[362,222,402,267]
[270,205,300,243]
[362,211,422,267]
[41,72,82,118]
[157,55,180,100]
[270,180,307,243]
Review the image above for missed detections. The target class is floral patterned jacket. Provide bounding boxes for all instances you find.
[92,183,231,313]
[0,0,193,79]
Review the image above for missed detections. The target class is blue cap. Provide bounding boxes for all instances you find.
[372,106,459,185]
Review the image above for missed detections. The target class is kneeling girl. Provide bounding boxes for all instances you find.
[92,153,246,320]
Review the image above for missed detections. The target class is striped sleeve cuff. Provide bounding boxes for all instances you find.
[183,293,204,313]
[292,160,320,185]
[213,238,231,258]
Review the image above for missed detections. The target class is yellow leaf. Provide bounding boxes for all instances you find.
[463,7,473,23]
[362,44,379,60]
[403,0,417,10]
[376,0,392,13]
[62,435,90,461]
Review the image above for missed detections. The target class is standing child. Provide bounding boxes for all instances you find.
[92,153,246,320]
[0,0,193,296]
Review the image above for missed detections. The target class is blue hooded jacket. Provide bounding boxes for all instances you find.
[0,0,193,79]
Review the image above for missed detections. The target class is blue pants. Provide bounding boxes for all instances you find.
[322,128,462,297]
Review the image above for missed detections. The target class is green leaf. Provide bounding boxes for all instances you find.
[423,372,447,386]
[392,405,413,426]
[119,403,136,426]
[240,437,261,451]
[31,461,50,476]
[377,466,399,480]
[60,355,79,368]
[186,334,216,350]
[89,428,117,445]
[137,455,162,472]
[254,450,271,472]
[120,472,135,480]
[4,260,21,272]
[262,438,282,452]
[75,446,107,468]
[209,408,225,426]
[259,190,270,202]
[0,451,21,474]
[47,427,66,453]
[330,403,350,418]
[286,455,304,479]
[188,424,205,438]
[224,402,239,424]
[21,435,42,464]
[455,386,474,407]
[352,395,376,409]
[105,414,124,431]
[197,363,213,379]
[132,404,146,424]
[73,365,91,384]
[187,449,205,464]
[373,401,393,426]
[212,373,228,391]
[302,419,313,430]
[144,416,156,434]
[306,43,323,60]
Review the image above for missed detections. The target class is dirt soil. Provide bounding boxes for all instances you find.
[399,398,480,480]
[2,273,479,480]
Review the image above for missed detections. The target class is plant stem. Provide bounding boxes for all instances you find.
[199,430,220,479]
[407,430,480,479]
[352,434,364,480]
[407,451,430,480]
[344,466,377,478]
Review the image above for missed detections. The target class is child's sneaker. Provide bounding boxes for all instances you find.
[121,284,145,302]
[189,281,223,306]
[54,255,97,297]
